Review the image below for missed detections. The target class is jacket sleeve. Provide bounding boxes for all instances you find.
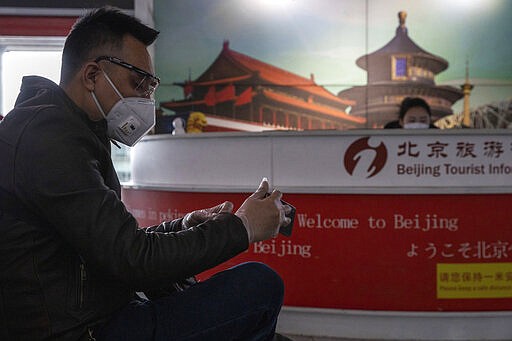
[15,107,249,289]
[144,219,184,233]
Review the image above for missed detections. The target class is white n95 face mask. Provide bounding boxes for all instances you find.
[102,97,155,147]
[91,71,155,147]
[403,122,429,129]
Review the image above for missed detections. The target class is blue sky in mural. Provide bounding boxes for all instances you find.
[155,0,512,114]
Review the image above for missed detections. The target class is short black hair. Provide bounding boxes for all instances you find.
[60,6,159,84]
[399,97,432,120]
[398,97,432,120]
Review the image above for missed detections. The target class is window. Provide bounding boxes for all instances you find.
[410,66,434,81]
[1,37,64,116]
[311,119,322,129]
[262,107,273,125]
[1,50,62,115]
[300,115,309,130]
[0,38,131,182]
[276,110,286,127]
[288,113,298,129]
[392,55,408,80]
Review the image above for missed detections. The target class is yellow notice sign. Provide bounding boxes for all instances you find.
[437,263,512,299]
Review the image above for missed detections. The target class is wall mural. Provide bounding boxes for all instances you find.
[153,0,512,131]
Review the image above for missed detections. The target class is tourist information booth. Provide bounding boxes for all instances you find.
[122,129,512,340]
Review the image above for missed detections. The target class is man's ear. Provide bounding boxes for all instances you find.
[82,62,101,92]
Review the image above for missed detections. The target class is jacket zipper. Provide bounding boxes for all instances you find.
[88,328,97,341]
[78,262,86,309]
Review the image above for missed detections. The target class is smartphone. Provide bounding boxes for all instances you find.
[264,193,295,237]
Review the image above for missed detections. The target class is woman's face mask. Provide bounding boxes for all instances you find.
[401,106,431,130]
[91,71,155,147]
[403,122,429,129]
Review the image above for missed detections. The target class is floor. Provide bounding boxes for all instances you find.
[283,336,367,341]
[282,337,507,341]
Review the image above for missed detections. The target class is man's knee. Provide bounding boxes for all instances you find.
[232,262,284,301]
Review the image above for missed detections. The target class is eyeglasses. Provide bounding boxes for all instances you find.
[95,56,160,97]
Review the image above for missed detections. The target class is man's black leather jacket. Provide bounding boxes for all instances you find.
[0,77,249,340]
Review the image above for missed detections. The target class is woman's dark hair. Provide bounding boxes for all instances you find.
[60,6,159,84]
[399,97,432,120]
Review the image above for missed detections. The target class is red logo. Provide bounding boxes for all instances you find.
[344,137,388,178]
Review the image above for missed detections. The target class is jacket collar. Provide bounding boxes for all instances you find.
[17,76,110,145]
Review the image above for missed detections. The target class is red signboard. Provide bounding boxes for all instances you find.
[122,188,512,312]
[0,16,76,36]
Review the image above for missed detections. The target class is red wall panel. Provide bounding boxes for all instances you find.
[0,16,76,36]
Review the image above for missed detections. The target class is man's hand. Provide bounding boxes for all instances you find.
[182,201,234,229]
[235,178,291,243]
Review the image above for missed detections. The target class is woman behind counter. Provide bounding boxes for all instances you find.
[384,97,438,129]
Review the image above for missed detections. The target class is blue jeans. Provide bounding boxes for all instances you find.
[96,262,284,341]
